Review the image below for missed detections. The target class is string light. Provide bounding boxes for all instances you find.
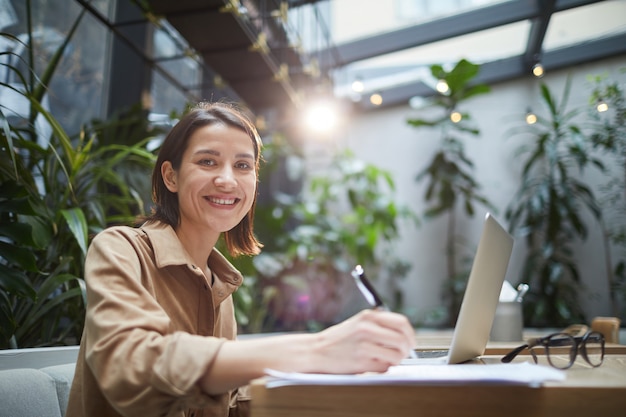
[450,110,462,123]
[436,79,449,94]
[596,99,609,113]
[370,93,383,106]
[303,100,339,134]
[351,77,364,93]
[532,62,544,78]
[525,108,537,125]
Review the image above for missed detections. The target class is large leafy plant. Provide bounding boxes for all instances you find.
[406,59,493,326]
[505,78,604,327]
[227,146,418,333]
[0,2,158,348]
[586,71,626,320]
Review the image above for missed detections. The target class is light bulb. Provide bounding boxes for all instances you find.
[525,111,537,125]
[596,100,609,113]
[532,63,544,78]
[436,79,449,94]
[304,101,338,134]
[370,93,383,106]
[450,111,462,123]
[351,78,364,93]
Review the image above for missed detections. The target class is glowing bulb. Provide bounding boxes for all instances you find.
[526,112,537,125]
[596,100,609,112]
[450,111,462,123]
[304,102,338,134]
[532,63,544,78]
[436,79,449,94]
[370,93,383,106]
[351,79,364,93]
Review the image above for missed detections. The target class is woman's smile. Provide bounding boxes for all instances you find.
[205,195,240,206]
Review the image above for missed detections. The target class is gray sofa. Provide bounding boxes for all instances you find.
[0,346,78,417]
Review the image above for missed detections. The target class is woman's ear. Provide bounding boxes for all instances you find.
[161,161,178,193]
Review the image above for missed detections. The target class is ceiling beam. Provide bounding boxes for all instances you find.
[523,0,556,69]
[319,0,604,70]
[352,32,626,111]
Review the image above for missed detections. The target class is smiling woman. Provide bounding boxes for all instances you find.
[159,121,260,263]
[146,103,264,258]
[64,102,417,417]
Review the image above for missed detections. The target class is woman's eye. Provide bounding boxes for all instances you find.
[199,159,216,166]
[236,161,252,170]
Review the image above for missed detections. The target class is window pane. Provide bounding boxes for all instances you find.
[1,0,112,135]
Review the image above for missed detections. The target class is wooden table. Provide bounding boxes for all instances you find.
[414,328,626,356]
[250,330,626,417]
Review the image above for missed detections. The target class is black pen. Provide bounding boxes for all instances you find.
[351,264,418,358]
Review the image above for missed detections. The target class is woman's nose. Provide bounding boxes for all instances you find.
[214,166,236,188]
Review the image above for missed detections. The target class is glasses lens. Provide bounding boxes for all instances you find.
[545,333,576,369]
[584,332,605,367]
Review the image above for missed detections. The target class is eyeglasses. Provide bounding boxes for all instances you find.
[501,331,605,369]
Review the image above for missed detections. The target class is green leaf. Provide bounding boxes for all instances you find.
[0,240,39,272]
[0,222,37,247]
[0,264,37,298]
[61,208,89,256]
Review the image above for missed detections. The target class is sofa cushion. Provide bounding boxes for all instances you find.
[0,368,63,417]
[41,363,76,417]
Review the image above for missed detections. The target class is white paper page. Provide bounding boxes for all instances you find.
[264,362,565,388]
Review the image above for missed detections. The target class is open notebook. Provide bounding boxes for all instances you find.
[404,212,514,365]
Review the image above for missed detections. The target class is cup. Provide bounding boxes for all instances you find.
[490,301,524,342]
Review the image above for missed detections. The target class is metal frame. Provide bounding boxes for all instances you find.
[315,0,623,110]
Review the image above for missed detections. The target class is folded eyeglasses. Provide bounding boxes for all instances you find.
[501,331,605,369]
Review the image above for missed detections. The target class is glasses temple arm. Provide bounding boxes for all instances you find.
[501,343,530,363]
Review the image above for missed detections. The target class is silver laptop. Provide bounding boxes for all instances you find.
[403,212,514,365]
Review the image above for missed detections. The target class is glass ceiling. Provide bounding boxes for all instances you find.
[326,0,626,101]
[329,0,514,44]
[109,0,626,115]
[544,1,626,50]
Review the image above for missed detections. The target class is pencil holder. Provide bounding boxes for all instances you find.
[490,301,524,342]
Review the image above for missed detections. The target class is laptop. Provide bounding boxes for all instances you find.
[403,212,514,365]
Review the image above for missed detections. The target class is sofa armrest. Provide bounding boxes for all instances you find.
[41,363,76,417]
[0,368,64,417]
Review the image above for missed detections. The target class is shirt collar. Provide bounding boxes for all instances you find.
[140,220,244,287]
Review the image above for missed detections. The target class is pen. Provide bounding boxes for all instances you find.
[351,264,418,359]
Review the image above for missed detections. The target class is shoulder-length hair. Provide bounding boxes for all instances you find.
[144,101,263,257]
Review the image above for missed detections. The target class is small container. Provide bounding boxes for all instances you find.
[490,301,524,342]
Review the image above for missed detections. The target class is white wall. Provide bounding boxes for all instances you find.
[319,56,626,324]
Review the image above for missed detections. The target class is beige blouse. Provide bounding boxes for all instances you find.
[65,220,248,417]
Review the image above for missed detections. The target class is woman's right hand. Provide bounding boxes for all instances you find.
[203,309,416,394]
[308,309,416,374]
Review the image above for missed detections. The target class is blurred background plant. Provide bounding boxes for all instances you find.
[226,141,418,333]
[586,70,626,321]
[406,59,494,326]
[0,3,160,348]
[505,78,605,327]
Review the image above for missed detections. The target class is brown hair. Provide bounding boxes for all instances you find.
[144,102,263,257]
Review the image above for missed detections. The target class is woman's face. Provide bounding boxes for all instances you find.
[162,123,257,236]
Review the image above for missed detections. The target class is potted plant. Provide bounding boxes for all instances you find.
[226,145,418,333]
[505,77,604,327]
[406,59,493,326]
[0,3,159,348]
[586,71,626,320]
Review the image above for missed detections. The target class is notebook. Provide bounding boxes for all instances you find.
[402,212,514,365]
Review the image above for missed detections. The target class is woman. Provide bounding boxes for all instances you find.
[65,102,416,417]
